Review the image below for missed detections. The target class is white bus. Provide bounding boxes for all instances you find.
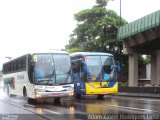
[3,52,74,102]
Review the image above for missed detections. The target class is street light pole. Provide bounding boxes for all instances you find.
[5,56,12,60]
[120,0,121,24]
[119,0,122,81]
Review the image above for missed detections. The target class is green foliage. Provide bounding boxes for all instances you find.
[65,0,129,81]
[139,55,150,65]
[96,0,108,7]
[118,82,128,87]
[65,0,127,53]
[66,48,84,54]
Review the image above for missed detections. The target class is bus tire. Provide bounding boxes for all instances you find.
[6,85,16,97]
[97,95,104,100]
[28,98,37,104]
[54,97,61,104]
[23,87,27,98]
[23,87,34,103]
[74,93,81,99]
[7,85,11,97]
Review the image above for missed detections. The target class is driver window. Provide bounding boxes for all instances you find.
[103,65,112,74]
[103,57,113,74]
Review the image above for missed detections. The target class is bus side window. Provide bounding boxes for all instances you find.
[22,56,26,70]
[13,61,16,72]
[10,62,14,72]
[3,64,6,74]
[15,60,18,71]
[18,59,22,71]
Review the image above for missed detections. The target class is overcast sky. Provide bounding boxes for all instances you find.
[0,0,160,66]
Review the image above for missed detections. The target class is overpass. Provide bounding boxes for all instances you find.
[117,10,160,87]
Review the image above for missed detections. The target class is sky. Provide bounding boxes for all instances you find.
[0,0,160,66]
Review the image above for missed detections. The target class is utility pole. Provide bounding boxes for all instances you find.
[120,0,121,23]
[119,0,122,81]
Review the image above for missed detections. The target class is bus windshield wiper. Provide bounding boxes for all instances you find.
[37,80,54,85]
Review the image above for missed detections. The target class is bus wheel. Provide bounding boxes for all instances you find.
[74,93,81,99]
[28,98,37,104]
[7,85,11,97]
[7,85,16,97]
[54,97,61,104]
[97,95,104,100]
[23,87,27,98]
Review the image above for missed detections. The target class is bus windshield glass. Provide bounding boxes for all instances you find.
[34,54,72,85]
[85,56,115,81]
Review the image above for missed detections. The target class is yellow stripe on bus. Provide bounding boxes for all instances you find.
[85,82,118,95]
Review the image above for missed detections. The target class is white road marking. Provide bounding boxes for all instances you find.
[42,108,62,114]
[25,104,36,108]
[110,96,160,102]
[25,104,62,114]
[107,104,159,113]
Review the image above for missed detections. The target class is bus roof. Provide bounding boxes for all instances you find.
[70,52,113,57]
[3,52,69,64]
[33,51,69,55]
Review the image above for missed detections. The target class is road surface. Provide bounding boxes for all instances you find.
[0,89,160,120]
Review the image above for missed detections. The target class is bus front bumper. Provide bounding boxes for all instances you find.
[35,91,74,99]
[85,82,118,95]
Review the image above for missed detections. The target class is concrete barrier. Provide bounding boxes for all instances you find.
[119,86,160,94]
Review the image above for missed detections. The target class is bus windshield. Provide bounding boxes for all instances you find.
[85,56,115,81]
[34,54,72,85]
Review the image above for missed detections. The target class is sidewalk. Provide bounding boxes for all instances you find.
[118,86,160,98]
[118,92,160,98]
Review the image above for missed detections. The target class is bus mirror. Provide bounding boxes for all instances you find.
[115,61,121,73]
[115,61,120,66]
[32,55,38,62]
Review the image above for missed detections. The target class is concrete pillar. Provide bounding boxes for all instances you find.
[151,54,160,85]
[146,64,151,80]
[157,55,160,85]
[128,54,138,87]
[151,54,157,85]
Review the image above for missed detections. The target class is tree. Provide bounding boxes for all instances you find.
[65,0,128,82]
[65,0,127,53]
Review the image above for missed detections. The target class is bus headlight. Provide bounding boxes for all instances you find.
[69,92,74,96]
[36,94,42,98]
